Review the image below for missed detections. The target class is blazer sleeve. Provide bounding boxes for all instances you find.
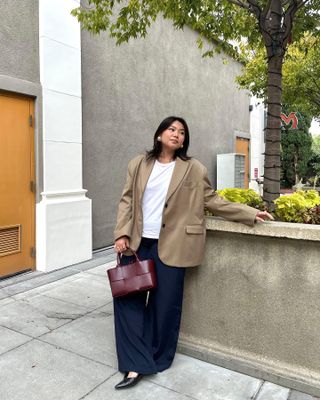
[203,167,258,227]
[113,159,136,242]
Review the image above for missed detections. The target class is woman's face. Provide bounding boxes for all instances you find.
[159,120,185,153]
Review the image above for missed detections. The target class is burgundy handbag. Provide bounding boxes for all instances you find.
[107,249,157,298]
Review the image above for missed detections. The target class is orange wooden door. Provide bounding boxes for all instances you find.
[236,137,250,188]
[0,93,35,278]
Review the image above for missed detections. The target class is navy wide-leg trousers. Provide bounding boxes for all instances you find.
[113,237,186,375]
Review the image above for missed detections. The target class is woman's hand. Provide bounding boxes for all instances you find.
[114,236,130,253]
[255,211,274,222]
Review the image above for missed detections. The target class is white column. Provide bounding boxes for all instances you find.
[37,0,92,271]
[249,96,265,195]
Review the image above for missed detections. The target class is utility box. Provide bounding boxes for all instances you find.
[217,153,245,189]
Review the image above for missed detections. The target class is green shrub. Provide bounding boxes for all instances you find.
[273,190,320,223]
[205,188,264,217]
[216,188,265,210]
[205,188,320,224]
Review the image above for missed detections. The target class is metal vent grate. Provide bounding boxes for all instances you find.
[0,225,21,257]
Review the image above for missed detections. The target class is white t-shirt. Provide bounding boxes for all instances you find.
[142,160,175,238]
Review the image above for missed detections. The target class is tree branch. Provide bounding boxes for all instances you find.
[246,0,260,6]
[282,1,299,47]
[262,0,273,18]
[296,0,311,9]
[311,76,320,92]
[252,0,273,45]
[246,0,262,18]
[260,0,273,40]
[226,0,250,9]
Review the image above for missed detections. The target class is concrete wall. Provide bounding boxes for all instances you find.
[81,19,251,249]
[0,0,39,82]
[179,218,320,397]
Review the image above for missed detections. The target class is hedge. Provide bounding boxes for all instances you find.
[207,188,320,225]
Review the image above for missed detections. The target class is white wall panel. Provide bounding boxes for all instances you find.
[45,142,82,192]
[37,197,92,271]
[43,89,82,143]
[40,37,81,96]
[40,0,81,50]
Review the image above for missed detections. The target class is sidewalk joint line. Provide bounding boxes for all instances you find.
[0,323,36,340]
[79,371,119,400]
[252,380,265,400]
[35,337,117,369]
[0,332,35,357]
[145,378,198,399]
[39,292,111,312]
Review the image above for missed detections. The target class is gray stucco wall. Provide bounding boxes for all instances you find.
[81,19,250,249]
[0,0,39,83]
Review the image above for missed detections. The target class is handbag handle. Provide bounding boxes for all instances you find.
[117,247,141,265]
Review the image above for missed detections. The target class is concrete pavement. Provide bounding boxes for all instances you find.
[0,249,317,400]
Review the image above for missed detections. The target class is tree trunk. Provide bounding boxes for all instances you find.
[263,55,283,209]
[261,0,284,210]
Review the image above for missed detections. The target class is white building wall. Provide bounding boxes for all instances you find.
[37,0,92,271]
[249,97,265,195]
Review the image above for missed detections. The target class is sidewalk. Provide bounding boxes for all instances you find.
[0,249,316,400]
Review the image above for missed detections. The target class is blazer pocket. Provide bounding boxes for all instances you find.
[185,225,204,234]
[181,179,199,189]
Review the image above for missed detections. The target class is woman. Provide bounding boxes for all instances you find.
[113,116,273,389]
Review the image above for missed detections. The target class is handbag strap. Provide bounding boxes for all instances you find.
[117,247,141,265]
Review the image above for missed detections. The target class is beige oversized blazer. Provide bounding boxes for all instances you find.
[114,155,258,268]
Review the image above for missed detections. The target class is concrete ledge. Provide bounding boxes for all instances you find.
[180,218,320,397]
[206,217,320,242]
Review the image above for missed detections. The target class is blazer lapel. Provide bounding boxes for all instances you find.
[165,157,190,202]
[139,157,155,200]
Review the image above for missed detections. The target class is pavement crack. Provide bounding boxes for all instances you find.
[45,312,85,320]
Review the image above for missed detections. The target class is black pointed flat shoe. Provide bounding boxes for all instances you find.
[114,373,143,389]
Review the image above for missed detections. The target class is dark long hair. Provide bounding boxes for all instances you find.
[146,116,191,161]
